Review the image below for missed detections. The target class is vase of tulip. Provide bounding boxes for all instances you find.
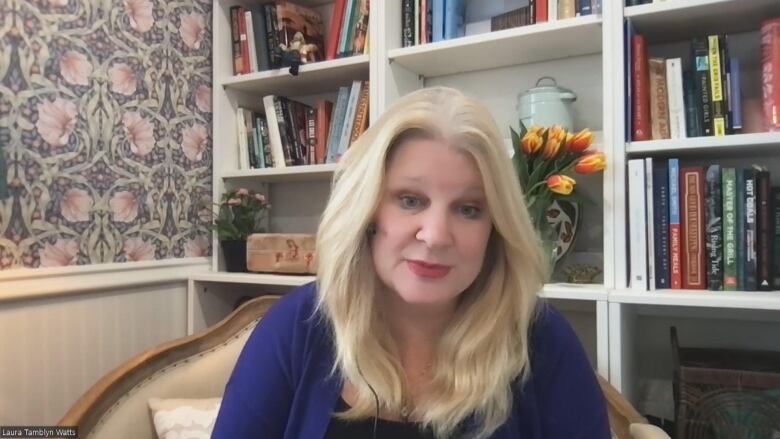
[510,124,606,277]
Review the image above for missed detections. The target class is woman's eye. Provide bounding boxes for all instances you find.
[460,205,482,219]
[399,195,422,209]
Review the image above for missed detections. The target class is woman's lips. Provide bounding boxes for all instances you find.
[406,260,452,279]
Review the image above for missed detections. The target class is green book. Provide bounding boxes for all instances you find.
[722,168,738,290]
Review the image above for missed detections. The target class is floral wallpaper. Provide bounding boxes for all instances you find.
[0,0,213,270]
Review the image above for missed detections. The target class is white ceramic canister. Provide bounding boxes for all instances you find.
[517,76,577,131]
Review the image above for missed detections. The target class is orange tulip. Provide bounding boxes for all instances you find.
[574,152,606,174]
[548,125,566,142]
[546,175,576,195]
[567,128,595,153]
[528,125,546,136]
[541,136,562,160]
[521,132,543,155]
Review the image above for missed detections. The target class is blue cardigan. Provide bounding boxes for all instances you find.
[212,283,610,438]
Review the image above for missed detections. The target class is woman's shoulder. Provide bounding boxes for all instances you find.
[527,301,587,368]
[254,281,322,334]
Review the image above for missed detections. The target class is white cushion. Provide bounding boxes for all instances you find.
[148,398,221,439]
[630,423,672,439]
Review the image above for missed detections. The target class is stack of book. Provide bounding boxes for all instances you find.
[628,158,780,292]
[627,18,780,141]
[401,0,601,46]
[235,80,369,169]
[229,0,369,76]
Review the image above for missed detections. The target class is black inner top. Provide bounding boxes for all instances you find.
[323,396,436,439]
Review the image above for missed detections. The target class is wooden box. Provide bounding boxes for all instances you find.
[246,233,317,274]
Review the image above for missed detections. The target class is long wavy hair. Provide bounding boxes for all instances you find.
[315,86,548,438]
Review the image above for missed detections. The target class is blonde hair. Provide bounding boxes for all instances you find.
[315,87,547,438]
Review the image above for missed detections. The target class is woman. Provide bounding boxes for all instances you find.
[212,87,610,438]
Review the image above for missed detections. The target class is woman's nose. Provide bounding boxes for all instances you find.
[415,208,454,248]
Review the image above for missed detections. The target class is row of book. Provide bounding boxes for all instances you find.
[400,0,601,47]
[628,158,780,292]
[229,0,368,76]
[236,80,369,169]
[627,18,780,142]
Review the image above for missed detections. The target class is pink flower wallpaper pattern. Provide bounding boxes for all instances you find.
[0,0,213,269]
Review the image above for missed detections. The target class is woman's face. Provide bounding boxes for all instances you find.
[371,137,493,307]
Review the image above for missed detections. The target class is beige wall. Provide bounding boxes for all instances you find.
[0,282,189,425]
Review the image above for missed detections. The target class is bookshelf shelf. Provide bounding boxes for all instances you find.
[611,289,780,311]
[541,283,608,301]
[222,163,339,182]
[190,272,316,286]
[387,15,602,78]
[626,132,780,157]
[625,0,780,42]
[220,55,369,97]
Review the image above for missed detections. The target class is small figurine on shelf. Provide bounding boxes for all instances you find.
[205,188,271,272]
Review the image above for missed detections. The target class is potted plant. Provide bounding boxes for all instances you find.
[510,124,606,277]
[208,188,271,272]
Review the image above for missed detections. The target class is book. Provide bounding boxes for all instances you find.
[631,35,651,141]
[680,167,706,289]
[772,187,780,289]
[352,0,369,55]
[653,164,671,289]
[265,4,281,68]
[721,168,737,290]
[350,81,370,144]
[708,35,727,136]
[645,157,655,290]
[756,168,773,290]
[402,0,414,47]
[669,158,682,289]
[443,0,466,39]
[558,0,575,19]
[244,10,259,72]
[692,37,713,136]
[730,58,742,132]
[325,0,347,59]
[432,0,444,42]
[744,167,757,290]
[229,6,245,75]
[648,58,671,139]
[336,80,363,161]
[628,159,648,291]
[666,58,686,139]
[262,95,288,168]
[275,1,325,63]
[250,6,271,71]
[761,18,780,131]
[325,86,350,164]
[314,100,333,164]
[236,108,250,169]
[683,71,702,137]
[736,168,746,290]
[704,164,722,290]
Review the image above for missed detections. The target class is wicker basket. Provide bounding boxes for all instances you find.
[671,326,780,439]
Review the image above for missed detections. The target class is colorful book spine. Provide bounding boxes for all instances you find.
[744,168,757,290]
[628,159,648,291]
[683,71,702,137]
[719,35,732,134]
[645,158,656,289]
[708,35,727,136]
[681,167,706,289]
[705,164,723,290]
[761,18,780,131]
[432,0,445,42]
[632,35,651,141]
[653,164,671,289]
[443,0,466,39]
[730,58,742,131]
[722,168,737,290]
[666,58,686,139]
[669,159,682,288]
[648,58,671,140]
[756,169,773,290]
[692,37,713,136]
[772,187,780,289]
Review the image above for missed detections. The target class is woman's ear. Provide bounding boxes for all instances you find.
[366,224,377,236]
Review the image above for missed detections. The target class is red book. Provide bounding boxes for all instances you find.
[326,0,348,60]
[229,7,244,75]
[631,34,651,141]
[237,7,250,74]
[761,18,780,131]
[315,100,333,164]
[535,0,548,23]
[681,167,706,289]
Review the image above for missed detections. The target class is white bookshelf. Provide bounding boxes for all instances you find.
[198,0,780,422]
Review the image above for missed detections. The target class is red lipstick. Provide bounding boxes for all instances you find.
[407,260,451,279]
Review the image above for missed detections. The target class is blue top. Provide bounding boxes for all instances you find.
[212,282,610,438]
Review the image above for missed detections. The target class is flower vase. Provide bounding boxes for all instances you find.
[221,239,248,273]
[537,224,560,280]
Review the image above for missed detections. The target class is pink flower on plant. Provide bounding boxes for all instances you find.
[123,0,154,33]
[60,51,92,86]
[40,239,79,267]
[195,85,211,113]
[254,193,266,203]
[36,98,78,147]
[179,12,205,50]
[109,63,137,96]
[122,112,155,156]
[184,235,210,257]
[109,191,139,222]
[236,188,249,196]
[124,237,155,261]
[181,123,208,162]
[227,198,241,206]
[60,188,93,222]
